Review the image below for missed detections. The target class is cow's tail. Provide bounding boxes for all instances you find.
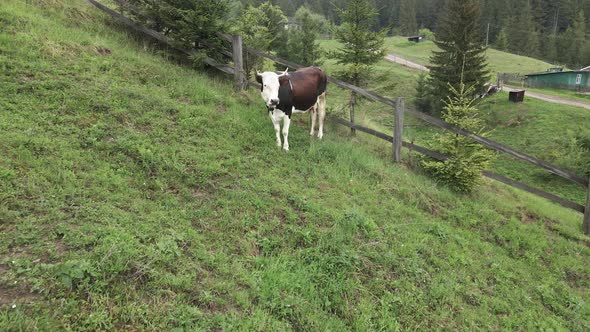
[317,70,328,97]
[316,69,327,139]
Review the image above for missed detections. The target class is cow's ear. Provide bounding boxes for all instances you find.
[255,71,263,85]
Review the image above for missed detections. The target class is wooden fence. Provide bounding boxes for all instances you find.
[86,0,590,234]
[497,72,526,87]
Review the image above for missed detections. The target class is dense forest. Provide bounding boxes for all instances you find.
[236,0,590,68]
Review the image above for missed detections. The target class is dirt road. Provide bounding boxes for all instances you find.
[502,86,590,110]
[385,53,590,110]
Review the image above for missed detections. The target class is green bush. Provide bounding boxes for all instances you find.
[552,129,590,177]
[418,28,434,41]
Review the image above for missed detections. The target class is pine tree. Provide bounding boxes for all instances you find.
[421,83,494,193]
[582,41,590,67]
[541,33,558,64]
[570,10,587,67]
[506,1,539,57]
[415,73,431,113]
[495,28,509,51]
[333,0,385,132]
[399,0,418,36]
[333,0,385,87]
[427,0,489,114]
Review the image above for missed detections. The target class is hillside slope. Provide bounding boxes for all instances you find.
[1,1,589,331]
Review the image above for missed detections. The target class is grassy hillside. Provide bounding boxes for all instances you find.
[382,36,556,75]
[1,1,590,331]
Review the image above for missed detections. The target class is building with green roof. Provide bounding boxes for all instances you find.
[525,66,590,91]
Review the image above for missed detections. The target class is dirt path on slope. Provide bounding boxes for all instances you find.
[384,54,430,72]
[385,53,590,110]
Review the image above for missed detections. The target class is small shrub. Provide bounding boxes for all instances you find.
[54,259,96,289]
[415,72,432,114]
[419,28,434,41]
[552,129,590,177]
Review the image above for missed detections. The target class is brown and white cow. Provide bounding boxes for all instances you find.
[256,66,327,151]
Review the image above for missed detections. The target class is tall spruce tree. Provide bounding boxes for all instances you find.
[399,0,418,36]
[507,1,539,57]
[570,10,587,67]
[333,0,385,131]
[495,28,509,51]
[333,0,385,87]
[426,0,489,114]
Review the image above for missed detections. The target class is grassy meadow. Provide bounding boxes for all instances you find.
[1,0,590,331]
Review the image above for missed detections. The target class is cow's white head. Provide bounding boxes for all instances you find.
[256,69,288,109]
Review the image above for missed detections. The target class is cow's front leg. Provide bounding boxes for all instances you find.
[282,115,291,151]
[270,112,281,147]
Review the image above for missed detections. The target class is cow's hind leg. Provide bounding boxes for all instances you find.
[270,112,281,147]
[310,105,317,137]
[317,92,326,139]
[282,115,291,151]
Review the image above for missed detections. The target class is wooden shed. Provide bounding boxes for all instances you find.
[525,68,590,91]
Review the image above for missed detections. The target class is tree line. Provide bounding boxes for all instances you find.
[237,0,590,69]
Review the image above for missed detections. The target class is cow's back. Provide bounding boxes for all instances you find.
[281,67,327,111]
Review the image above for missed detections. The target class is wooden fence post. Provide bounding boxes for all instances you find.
[393,97,405,163]
[584,179,590,235]
[232,35,244,92]
[350,92,356,135]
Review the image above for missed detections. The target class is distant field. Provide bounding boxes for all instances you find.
[383,36,556,75]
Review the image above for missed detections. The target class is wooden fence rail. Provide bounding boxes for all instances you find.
[85,0,590,233]
[330,116,586,213]
[86,0,236,76]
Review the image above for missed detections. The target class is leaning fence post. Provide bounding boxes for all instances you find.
[232,35,244,92]
[350,92,356,135]
[584,179,590,235]
[393,97,405,163]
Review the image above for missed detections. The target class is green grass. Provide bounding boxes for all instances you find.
[1,1,590,331]
[383,36,556,75]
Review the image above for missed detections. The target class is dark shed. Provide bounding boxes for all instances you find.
[407,36,424,42]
